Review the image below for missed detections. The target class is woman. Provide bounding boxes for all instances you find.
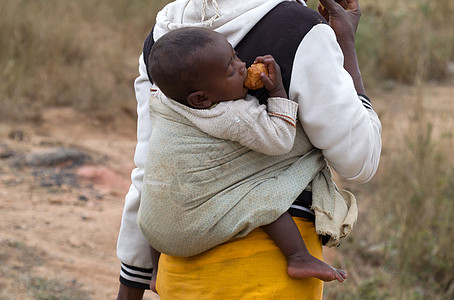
[116,0,382,299]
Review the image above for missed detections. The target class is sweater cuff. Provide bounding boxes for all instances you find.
[266,97,298,126]
[119,263,152,290]
[358,94,374,111]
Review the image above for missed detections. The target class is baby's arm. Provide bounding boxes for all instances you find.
[161,91,298,155]
[222,96,298,155]
[221,55,296,155]
[159,53,298,155]
[162,93,298,155]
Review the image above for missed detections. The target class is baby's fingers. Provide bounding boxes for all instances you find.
[260,72,273,89]
[265,59,279,77]
[254,54,274,64]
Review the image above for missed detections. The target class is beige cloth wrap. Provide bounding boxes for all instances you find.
[138,95,358,256]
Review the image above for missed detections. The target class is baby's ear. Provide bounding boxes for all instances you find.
[187,91,212,109]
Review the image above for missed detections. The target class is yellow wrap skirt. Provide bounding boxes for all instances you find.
[156,217,323,299]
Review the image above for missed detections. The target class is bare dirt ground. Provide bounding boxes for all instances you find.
[0,80,452,299]
[0,108,141,299]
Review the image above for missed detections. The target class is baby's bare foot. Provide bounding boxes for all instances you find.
[287,252,347,282]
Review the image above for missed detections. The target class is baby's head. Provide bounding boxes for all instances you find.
[149,27,247,108]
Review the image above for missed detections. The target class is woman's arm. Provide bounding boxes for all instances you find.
[289,24,381,182]
[116,53,154,292]
[319,0,365,95]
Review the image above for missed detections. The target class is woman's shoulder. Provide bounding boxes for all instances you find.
[273,1,327,27]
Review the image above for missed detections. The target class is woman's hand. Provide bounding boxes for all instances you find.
[319,0,365,94]
[116,283,145,300]
[318,0,361,48]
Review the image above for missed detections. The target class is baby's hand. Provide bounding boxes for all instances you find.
[254,55,287,98]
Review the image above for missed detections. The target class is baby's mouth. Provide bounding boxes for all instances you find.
[243,71,249,86]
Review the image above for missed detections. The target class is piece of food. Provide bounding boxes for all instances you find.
[244,63,269,90]
[319,1,325,10]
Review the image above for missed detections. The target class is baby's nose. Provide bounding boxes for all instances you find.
[240,62,246,74]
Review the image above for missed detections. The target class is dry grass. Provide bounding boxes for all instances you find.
[328,84,454,299]
[357,0,454,85]
[1,0,453,123]
[0,240,92,299]
[0,0,168,123]
[307,0,454,86]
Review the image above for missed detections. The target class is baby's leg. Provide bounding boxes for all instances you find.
[262,212,347,282]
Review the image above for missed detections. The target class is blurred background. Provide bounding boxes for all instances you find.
[1,0,453,299]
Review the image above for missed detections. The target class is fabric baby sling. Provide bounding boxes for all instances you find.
[138,94,357,256]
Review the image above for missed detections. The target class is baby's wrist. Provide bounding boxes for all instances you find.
[269,87,287,98]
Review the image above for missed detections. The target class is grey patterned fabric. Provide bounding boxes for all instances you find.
[138,95,357,256]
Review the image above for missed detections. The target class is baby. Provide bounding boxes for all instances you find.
[144,27,347,291]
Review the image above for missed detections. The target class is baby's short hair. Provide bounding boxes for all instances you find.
[149,27,218,103]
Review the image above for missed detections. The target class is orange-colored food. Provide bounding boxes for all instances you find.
[244,63,269,90]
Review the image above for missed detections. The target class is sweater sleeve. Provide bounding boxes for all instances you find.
[161,95,298,155]
[116,53,153,269]
[218,96,299,155]
[289,24,382,183]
